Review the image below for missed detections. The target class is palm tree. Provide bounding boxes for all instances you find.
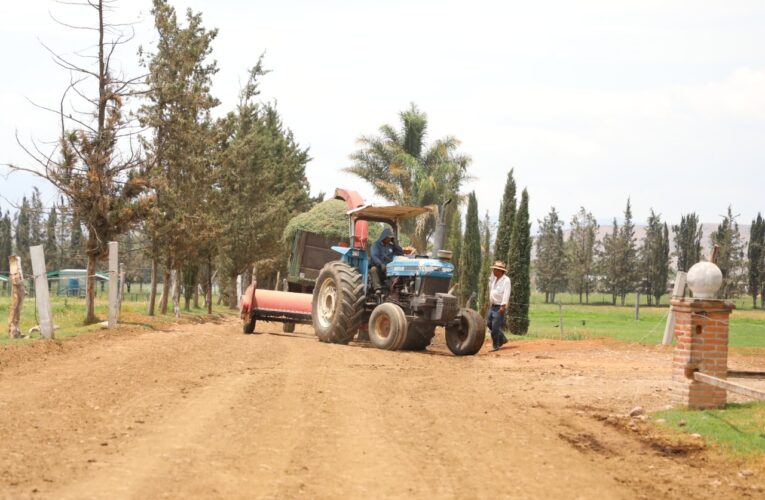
[346,103,471,253]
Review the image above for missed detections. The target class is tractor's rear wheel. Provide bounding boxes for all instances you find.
[445,308,485,356]
[401,321,436,351]
[368,302,408,350]
[243,315,256,334]
[312,262,365,344]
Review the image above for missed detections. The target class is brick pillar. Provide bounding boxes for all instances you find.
[671,298,734,409]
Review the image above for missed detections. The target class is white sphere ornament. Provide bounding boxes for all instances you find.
[686,261,723,299]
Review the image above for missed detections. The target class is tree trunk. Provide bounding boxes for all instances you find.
[8,256,25,339]
[193,278,200,309]
[172,269,181,318]
[147,256,157,315]
[159,267,170,315]
[206,255,213,314]
[229,275,238,309]
[85,240,98,324]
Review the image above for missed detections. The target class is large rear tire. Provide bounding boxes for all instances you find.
[401,321,435,351]
[445,308,485,356]
[368,302,408,351]
[312,262,365,344]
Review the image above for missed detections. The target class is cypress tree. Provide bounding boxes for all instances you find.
[507,189,531,334]
[478,210,492,315]
[0,211,12,281]
[493,169,516,264]
[459,192,481,307]
[672,213,703,272]
[14,197,31,272]
[711,206,744,299]
[446,208,463,277]
[44,207,59,271]
[747,213,764,308]
[639,209,670,305]
[535,207,567,303]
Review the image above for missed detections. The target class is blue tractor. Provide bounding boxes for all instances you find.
[311,204,485,355]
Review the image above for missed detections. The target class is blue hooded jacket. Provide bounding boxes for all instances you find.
[370,227,404,267]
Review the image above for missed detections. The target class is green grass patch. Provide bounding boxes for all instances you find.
[0,293,236,344]
[513,294,765,348]
[653,403,765,455]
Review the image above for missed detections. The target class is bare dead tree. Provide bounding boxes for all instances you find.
[4,0,150,324]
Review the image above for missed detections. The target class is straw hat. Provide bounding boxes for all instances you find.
[490,260,507,272]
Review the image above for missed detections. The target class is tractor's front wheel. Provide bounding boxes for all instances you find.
[282,322,296,333]
[368,302,408,350]
[445,308,485,356]
[312,262,365,344]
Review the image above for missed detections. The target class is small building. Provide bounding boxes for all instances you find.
[46,269,110,297]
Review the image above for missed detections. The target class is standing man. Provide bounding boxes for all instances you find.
[486,260,511,351]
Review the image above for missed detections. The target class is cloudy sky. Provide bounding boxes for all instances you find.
[1,0,763,230]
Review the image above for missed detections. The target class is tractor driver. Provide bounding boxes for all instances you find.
[369,227,404,290]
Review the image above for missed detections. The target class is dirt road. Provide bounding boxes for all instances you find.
[1,319,763,499]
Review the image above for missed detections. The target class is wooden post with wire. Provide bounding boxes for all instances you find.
[30,245,54,339]
[7,255,25,339]
[558,300,564,338]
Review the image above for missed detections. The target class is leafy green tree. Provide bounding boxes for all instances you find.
[139,0,220,314]
[639,210,670,305]
[493,169,516,263]
[747,213,764,308]
[599,219,619,304]
[459,193,481,306]
[566,207,598,303]
[346,103,471,253]
[507,189,531,334]
[535,207,567,303]
[216,61,313,306]
[672,213,703,272]
[478,210,493,315]
[711,206,745,299]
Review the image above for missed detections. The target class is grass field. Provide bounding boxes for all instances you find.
[521,301,765,348]
[0,293,236,344]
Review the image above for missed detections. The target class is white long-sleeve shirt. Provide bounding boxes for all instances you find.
[488,273,512,307]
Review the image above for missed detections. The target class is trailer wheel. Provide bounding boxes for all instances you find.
[312,262,365,344]
[243,315,256,334]
[368,302,408,351]
[401,322,435,351]
[282,322,296,333]
[445,308,485,356]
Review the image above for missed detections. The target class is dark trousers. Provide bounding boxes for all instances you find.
[486,305,506,347]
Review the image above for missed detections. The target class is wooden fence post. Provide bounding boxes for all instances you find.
[30,246,54,339]
[7,256,25,339]
[108,242,119,328]
[662,272,687,345]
